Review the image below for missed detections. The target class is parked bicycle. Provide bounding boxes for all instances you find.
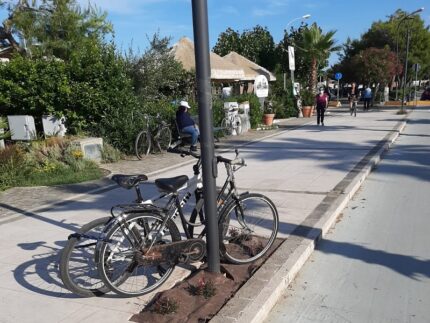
[60,148,279,297]
[135,113,172,159]
[221,106,242,136]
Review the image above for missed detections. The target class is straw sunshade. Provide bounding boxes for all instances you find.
[171,37,245,81]
[223,51,276,81]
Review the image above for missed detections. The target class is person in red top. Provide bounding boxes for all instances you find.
[315,87,329,126]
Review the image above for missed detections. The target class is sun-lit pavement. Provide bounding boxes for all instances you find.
[0,107,410,322]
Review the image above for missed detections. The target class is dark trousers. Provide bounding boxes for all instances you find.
[317,107,325,124]
[364,98,371,110]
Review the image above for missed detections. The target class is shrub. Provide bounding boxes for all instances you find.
[150,297,179,315]
[188,278,217,299]
[237,93,262,128]
[101,143,122,163]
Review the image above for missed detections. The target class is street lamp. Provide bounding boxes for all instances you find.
[396,7,424,112]
[286,14,311,28]
[283,14,311,90]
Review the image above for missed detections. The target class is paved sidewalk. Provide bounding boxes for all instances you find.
[0,107,413,322]
[0,116,311,224]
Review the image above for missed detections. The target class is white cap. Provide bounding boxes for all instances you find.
[180,100,191,109]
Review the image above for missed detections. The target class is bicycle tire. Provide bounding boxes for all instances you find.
[59,217,111,297]
[135,131,151,160]
[221,118,230,136]
[219,193,279,264]
[233,115,242,135]
[97,212,181,297]
[157,127,172,152]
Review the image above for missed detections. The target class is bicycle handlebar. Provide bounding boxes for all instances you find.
[167,147,246,167]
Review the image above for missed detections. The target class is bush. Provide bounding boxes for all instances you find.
[0,139,103,191]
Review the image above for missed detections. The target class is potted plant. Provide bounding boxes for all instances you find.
[300,88,315,118]
[262,101,275,126]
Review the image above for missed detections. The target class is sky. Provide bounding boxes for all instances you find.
[2,0,430,67]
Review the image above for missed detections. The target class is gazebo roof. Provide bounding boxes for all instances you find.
[222,51,276,81]
[171,37,245,81]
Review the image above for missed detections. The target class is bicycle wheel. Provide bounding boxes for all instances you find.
[135,131,151,160]
[221,118,230,136]
[97,212,181,297]
[60,217,111,297]
[156,127,172,152]
[233,115,242,135]
[219,193,279,264]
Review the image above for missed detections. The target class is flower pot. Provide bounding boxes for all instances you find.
[302,106,313,118]
[262,113,275,126]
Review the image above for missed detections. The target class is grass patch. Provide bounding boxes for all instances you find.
[0,138,105,191]
[12,163,103,188]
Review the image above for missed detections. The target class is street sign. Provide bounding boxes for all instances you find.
[334,72,342,80]
[413,63,421,72]
[254,75,269,98]
[288,46,295,71]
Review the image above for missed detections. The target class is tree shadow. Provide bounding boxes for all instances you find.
[316,238,430,280]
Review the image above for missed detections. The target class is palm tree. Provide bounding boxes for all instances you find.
[297,23,340,92]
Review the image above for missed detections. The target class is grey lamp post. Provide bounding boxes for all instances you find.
[191,0,220,273]
[283,14,311,90]
[397,7,424,112]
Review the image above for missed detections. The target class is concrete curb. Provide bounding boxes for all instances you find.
[210,116,408,323]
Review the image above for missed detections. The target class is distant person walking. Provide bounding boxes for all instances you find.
[315,87,329,126]
[363,85,372,111]
[348,82,360,110]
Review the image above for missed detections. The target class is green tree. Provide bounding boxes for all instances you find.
[0,0,112,60]
[335,9,430,84]
[213,25,276,70]
[125,33,194,102]
[275,23,311,86]
[212,27,241,56]
[296,23,340,91]
[240,25,276,70]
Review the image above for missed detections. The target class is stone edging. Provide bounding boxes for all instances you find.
[210,116,408,323]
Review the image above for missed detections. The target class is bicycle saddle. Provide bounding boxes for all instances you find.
[111,174,148,189]
[155,175,189,193]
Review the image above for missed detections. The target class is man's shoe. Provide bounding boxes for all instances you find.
[190,145,197,152]
[322,123,325,126]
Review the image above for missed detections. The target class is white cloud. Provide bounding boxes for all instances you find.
[219,5,239,15]
[251,0,293,17]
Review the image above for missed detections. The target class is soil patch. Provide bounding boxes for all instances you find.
[130,238,283,323]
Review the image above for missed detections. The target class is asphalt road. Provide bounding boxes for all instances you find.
[265,108,430,323]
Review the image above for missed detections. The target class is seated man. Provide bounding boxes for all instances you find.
[176,101,199,151]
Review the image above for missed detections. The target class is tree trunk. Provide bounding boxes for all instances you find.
[309,57,317,92]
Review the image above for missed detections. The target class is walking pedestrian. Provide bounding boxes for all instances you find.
[176,100,199,151]
[348,82,360,110]
[363,85,372,111]
[315,87,329,126]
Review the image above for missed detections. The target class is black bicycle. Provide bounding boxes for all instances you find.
[60,149,278,297]
[135,113,172,159]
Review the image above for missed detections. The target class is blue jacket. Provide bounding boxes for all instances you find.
[176,107,195,129]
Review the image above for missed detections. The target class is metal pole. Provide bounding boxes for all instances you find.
[414,64,418,103]
[283,72,286,91]
[401,24,411,113]
[191,0,220,273]
[290,70,295,90]
[336,80,339,101]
